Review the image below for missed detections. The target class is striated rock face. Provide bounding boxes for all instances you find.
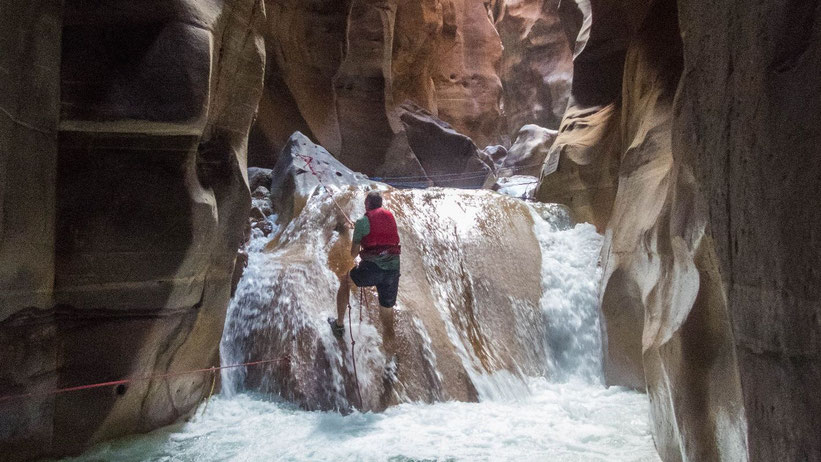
[0,1,265,460]
[676,1,821,460]
[534,0,626,230]
[222,133,592,411]
[542,0,820,460]
[491,0,574,133]
[252,0,574,177]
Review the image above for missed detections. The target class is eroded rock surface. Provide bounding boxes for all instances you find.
[541,0,820,460]
[0,1,265,460]
[499,124,557,177]
[222,134,571,412]
[677,1,821,460]
[252,0,574,179]
[492,0,574,132]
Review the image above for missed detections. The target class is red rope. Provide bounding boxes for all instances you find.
[0,356,290,405]
[295,154,354,227]
[1,155,363,408]
[296,152,364,409]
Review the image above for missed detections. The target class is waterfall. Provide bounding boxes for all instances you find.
[220,187,607,408]
[529,203,604,383]
[65,189,658,462]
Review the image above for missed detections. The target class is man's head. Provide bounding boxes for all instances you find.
[365,191,383,211]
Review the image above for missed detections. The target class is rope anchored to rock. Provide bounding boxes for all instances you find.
[0,356,290,406]
[294,152,365,410]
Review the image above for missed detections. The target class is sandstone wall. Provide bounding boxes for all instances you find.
[540,0,820,460]
[0,1,265,460]
[492,0,574,134]
[676,1,821,460]
[252,0,573,175]
[534,0,628,229]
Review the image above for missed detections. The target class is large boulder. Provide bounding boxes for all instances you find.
[0,1,265,460]
[500,124,558,177]
[396,103,492,189]
[222,134,583,411]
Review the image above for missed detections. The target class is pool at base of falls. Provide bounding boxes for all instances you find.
[57,378,659,462]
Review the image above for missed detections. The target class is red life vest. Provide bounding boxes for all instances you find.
[360,207,401,256]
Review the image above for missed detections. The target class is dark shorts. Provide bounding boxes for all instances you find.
[349,261,400,308]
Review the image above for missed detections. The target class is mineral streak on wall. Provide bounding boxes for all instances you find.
[0,1,266,460]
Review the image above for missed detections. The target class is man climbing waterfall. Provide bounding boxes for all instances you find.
[329,191,401,374]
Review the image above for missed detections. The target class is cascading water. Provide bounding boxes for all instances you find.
[58,187,659,462]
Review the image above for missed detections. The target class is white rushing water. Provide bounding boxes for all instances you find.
[58,190,659,462]
[60,381,656,462]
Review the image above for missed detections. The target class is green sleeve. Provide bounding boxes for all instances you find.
[352,216,370,243]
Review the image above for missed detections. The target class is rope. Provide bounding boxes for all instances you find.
[370,161,545,182]
[295,153,354,226]
[347,302,364,409]
[293,152,364,409]
[359,286,364,324]
[0,356,290,406]
[199,367,218,417]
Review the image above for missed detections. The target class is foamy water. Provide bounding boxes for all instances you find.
[57,189,659,461]
[59,379,656,462]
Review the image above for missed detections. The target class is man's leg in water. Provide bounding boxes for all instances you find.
[335,274,350,328]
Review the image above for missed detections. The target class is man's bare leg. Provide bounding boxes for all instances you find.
[336,274,351,327]
[379,305,396,357]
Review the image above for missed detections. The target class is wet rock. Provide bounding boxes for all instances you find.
[539,0,821,459]
[250,219,274,237]
[492,175,540,201]
[224,175,550,413]
[231,250,249,297]
[269,132,376,225]
[250,207,266,222]
[0,1,265,459]
[251,186,270,200]
[482,145,509,166]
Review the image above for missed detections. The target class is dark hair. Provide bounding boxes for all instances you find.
[365,191,383,210]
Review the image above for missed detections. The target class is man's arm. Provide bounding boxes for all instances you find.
[350,216,369,262]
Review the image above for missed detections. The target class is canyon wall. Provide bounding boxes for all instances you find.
[251,0,574,175]
[676,1,821,460]
[0,1,265,460]
[540,0,820,460]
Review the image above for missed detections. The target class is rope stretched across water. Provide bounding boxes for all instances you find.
[0,357,290,405]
